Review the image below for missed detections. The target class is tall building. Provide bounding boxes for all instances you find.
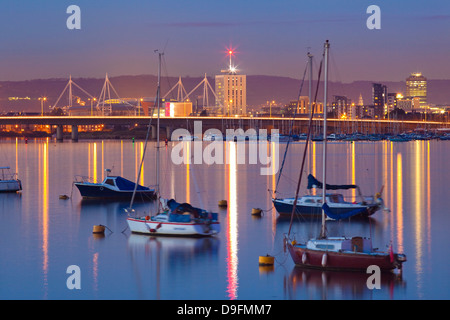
[215,50,247,115]
[372,83,387,111]
[406,72,427,108]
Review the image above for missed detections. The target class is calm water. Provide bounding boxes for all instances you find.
[0,137,449,300]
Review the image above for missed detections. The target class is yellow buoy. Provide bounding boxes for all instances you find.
[251,208,262,216]
[259,254,275,266]
[92,225,106,234]
[218,200,227,207]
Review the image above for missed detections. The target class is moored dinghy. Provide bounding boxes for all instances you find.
[0,167,22,193]
[74,169,156,200]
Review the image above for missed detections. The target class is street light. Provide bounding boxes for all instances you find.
[39,97,47,116]
[90,97,97,116]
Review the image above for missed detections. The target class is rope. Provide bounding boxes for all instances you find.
[99,224,114,234]
[288,52,324,237]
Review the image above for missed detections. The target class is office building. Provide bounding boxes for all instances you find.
[406,72,427,108]
[215,51,247,115]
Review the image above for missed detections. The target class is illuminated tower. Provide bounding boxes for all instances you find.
[406,72,427,108]
[215,49,247,115]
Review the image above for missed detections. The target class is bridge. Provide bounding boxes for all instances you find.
[0,115,447,141]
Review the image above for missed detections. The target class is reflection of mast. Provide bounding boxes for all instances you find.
[226,142,238,300]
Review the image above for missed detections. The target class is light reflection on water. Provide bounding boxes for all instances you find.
[0,138,448,300]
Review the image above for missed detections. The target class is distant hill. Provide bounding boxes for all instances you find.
[1,75,449,112]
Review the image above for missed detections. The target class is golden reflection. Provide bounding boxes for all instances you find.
[140,142,145,186]
[185,141,191,203]
[396,152,404,252]
[93,143,97,182]
[226,141,238,300]
[88,143,91,180]
[271,142,277,242]
[389,142,394,237]
[121,140,124,177]
[41,141,49,295]
[414,141,423,280]
[426,141,431,252]
[15,137,19,175]
[351,142,356,200]
[93,252,99,292]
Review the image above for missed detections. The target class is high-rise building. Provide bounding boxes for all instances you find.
[372,83,387,111]
[215,50,247,115]
[406,72,427,108]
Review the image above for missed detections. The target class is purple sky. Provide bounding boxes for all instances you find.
[0,0,449,82]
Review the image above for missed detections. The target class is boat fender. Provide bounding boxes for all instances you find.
[302,252,307,264]
[321,253,328,267]
[156,223,162,229]
[149,229,156,233]
[99,186,104,191]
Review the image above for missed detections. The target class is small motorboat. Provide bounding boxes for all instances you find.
[0,167,22,193]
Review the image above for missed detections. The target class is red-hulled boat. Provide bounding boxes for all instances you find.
[285,236,406,272]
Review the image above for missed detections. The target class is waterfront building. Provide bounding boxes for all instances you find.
[406,72,427,108]
[372,83,387,113]
[215,50,247,115]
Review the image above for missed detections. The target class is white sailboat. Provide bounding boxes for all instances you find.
[126,51,220,237]
[284,41,406,272]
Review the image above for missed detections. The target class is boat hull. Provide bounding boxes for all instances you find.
[0,180,22,193]
[273,198,377,218]
[127,217,220,237]
[74,183,156,200]
[286,240,402,272]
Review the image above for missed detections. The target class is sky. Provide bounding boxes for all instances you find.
[0,0,449,82]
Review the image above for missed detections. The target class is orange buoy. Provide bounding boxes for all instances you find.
[92,225,106,234]
[251,208,262,216]
[218,200,227,207]
[259,254,275,266]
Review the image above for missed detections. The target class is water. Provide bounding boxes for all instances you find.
[0,137,449,300]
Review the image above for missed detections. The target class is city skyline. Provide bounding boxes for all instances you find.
[1,1,450,82]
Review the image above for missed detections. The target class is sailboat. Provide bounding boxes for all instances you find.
[273,174,384,219]
[272,50,385,220]
[284,41,406,272]
[126,51,220,237]
[74,169,156,200]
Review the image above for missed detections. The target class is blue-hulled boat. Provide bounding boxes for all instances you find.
[74,170,156,200]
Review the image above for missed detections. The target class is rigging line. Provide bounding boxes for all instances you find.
[161,54,176,100]
[275,57,309,194]
[128,102,156,211]
[287,52,324,237]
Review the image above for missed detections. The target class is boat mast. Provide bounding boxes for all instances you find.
[308,52,313,121]
[320,40,330,239]
[155,50,163,197]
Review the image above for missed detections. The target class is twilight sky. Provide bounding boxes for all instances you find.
[0,0,449,82]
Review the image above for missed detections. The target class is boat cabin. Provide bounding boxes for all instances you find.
[307,236,373,253]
